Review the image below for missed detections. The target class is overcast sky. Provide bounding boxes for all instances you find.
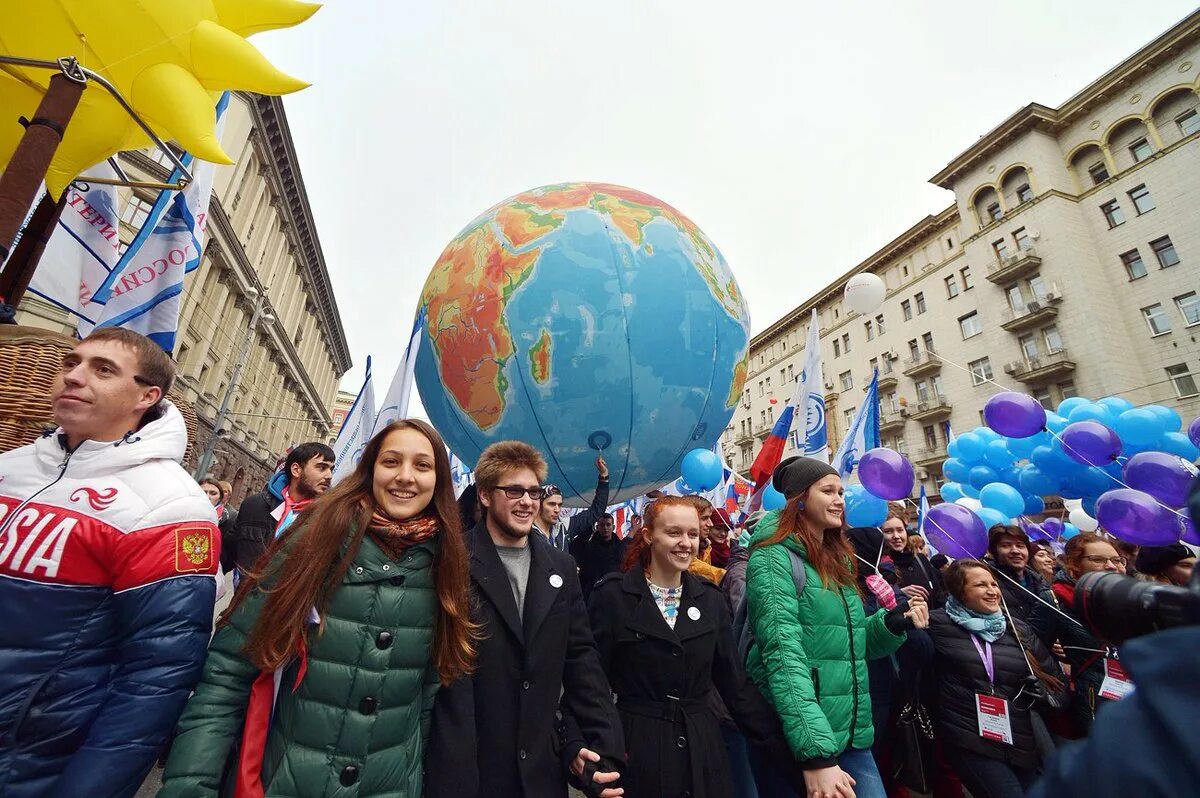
[254,0,1197,401]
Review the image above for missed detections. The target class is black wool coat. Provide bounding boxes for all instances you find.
[425,521,624,798]
[587,568,802,798]
[928,609,1058,770]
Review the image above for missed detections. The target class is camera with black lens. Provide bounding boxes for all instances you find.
[1073,566,1200,644]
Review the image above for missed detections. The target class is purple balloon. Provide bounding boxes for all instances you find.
[1042,517,1064,536]
[1095,489,1182,546]
[1181,514,1199,546]
[1059,421,1122,466]
[858,447,916,501]
[1123,451,1199,508]
[984,391,1048,438]
[924,503,989,559]
[1026,523,1051,541]
[1189,415,1200,449]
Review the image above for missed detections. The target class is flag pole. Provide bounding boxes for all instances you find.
[0,192,67,312]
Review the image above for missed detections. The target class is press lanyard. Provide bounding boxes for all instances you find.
[971,635,995,686]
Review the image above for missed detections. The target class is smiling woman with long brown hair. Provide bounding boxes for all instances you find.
[160,419,476,798]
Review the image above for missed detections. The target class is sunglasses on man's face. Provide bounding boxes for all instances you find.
[494,485,545,500]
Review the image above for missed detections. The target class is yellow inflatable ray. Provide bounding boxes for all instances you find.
[0,0,319,198]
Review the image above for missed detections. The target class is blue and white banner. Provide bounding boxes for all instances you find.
[82,92,231,352]
[27,162,121,328]
[916,484,938,555]
[795,309,828,461]
[450,452,474,498]
[833,369,880,479]
[370,308,426,438]
[331,357,376,484]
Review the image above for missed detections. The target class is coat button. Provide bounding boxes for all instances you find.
[354,566,364,574]
[676,736,687,749]
[390,574,406,586]
[519,749,528,760]
[522,680,531,690]
[382,564,391,571]
[359,696,378,715]
[340,765,359,786]
[376,631,394,650]
[672,648,681,657]
[635,632,644,640]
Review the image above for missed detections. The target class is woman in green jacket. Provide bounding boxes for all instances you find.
[744,457,929,798]
[159,419,477,798]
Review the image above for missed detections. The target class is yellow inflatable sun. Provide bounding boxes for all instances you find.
[0,0,319,198]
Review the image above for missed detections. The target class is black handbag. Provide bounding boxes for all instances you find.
[891,698,936,793]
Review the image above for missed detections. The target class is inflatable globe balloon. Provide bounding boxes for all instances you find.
[415,182,751,506]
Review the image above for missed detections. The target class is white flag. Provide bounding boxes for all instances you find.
[27,162,121,328]
[369,309,426,437]
[794,309,829,461]
[331,357,376,483]
[833,371,881,480]
[84,93,230,352]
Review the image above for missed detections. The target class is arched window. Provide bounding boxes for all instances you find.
[1068,144,1108,191]
[971,186,1003,229]
[1106,118,1154,173]
[1000,166,1033,208]
[1150,87,1200,147]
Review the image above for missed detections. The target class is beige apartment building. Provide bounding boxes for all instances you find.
[723,11,1200,497]
[18,93,352,502]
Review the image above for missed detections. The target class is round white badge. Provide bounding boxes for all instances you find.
[549,574,564,589]
[687,606,701,621]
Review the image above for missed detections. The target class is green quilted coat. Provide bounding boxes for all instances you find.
[744,512,905,764]
[159,532,441,797]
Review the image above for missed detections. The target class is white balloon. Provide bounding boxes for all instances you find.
[955,497,983,511]
[844,272,886,316]
[1062,498,1083,511]
[1069,507,1099,532]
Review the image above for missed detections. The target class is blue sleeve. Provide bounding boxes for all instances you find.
[49,574,216,798]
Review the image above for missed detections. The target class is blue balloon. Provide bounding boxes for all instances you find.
[1044,413,1070,434]
[1068,403,1113,426]
[846,489,888,527]
[1145,404,1183,433]
[762,483,787,511]
[980,483,1025,518]
[943,458,970,484]
[1158,431,1200,462]
[1061,523,1081,540]
[1057,397,1091,418]
[1081,495,1098,517]
[956,433,986,462]
[975,427,1002,444]
[1115,408,1164,447]
[1019,465,1058,496]
[946,438,963,460]
[1024,494,1045,515]
[968,465,999,490]
[1098,396,1134,416]
[961,482,981,499]
[1030,445,1058,472]
[681,448,723,491]
[975,507,1011,530]
[940,482,966,503]
[1007,434,1043,461]
[984,439,1015,469]
[1077,466,1116,497]
[999,467,1023,489]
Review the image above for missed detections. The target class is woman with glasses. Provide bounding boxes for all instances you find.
[1050,533,1127,738]
[930,560,1064,798]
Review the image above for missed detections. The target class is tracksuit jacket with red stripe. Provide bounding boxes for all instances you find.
[0,402,220,798]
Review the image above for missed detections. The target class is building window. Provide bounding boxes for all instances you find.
[922,332,935,353]
[840,371,853,391]
[1015,183,1033,203]
[915,379,930,403]
[908,339,920,360]
[885,391,899,412]
[1128,184,1156,215]
[946,236,954,250]
[875,314,885,334]
[1150,236,1180,268]
[833,339,841,358]
[842,333,851,353]
[958,311,982,339]
[1088,161,1110,185]
[1120,249,1147,280]
[844,407,857,430]
[902,264,910,278]
[945,275,960,299]
[1176,292,1200,326]
[1166,364,1199,398]
[865,320,875,341]
[758,380,765,397]
[1043,324,1063,353]
[869,357,878,375]
[1179,109,1200,138]
[901,299,912,321]
[1013,227,1032,251]
[993,239,1010,260]
[1142,303,1171,336]
[788,364,795,382]
[1100,200,1125,228]
[882,355,893,374]
[765,376,772,393]
[961,266,973,290]
[915,292,927,314]
[968,357,993,386]
[1129,138,1153,163]
[986,202,1002,221]
[1007,285,1027,313]
[120,195,153,229]
[1033,386,1052,409]
[923,425,938,449]
[1019,334,1039,361]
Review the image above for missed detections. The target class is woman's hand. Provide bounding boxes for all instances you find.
[570,747,624,797]
[900,584,929,602]
[803,764,856,798]
[904,595,930,629]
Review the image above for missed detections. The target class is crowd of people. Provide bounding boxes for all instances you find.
[0,327,1196,798]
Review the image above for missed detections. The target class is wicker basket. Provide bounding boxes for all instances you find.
[0,324,199,461]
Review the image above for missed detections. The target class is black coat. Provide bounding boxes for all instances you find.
[890,550,946,608]
[928,609,1058,770]
[217,507,239,571]
[991,562,1056,645]
[232,488,281,572]
[425,521,624,798]
[570,534,628,601]
[587,569,802,798]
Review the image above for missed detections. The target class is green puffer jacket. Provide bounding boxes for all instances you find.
[159,531,441,797]
[744,512,905,765]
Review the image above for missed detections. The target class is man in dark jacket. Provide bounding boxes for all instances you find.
[571,513,629,601]
[987,524,1057,644]
[233,441,333,573]
[426,441,624,798]
[535,456,609,551]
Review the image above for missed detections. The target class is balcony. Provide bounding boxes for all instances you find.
[869,371,898,392]
[1003,349,1077,384]
[1000,289,1064,333]
[734,428,754,446]
[879,407,908,433]
[913,443,949,467]
[754,422,772,440]
[908,394,953,422]
[987,246,1042,285]
[902,349,942,378]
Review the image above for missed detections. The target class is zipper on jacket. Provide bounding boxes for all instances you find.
[811,667,821,700]
[839,589,860,749]
[0,446,74,536]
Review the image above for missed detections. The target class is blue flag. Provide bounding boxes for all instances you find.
[833,369,881,479]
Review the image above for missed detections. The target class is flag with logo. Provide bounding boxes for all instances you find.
[26,162,121,328]
[83,92,230,352]
[916,485,938,555]
[370,308,426,437]
[795,309,829,460]
[331,357,376,483]
[832,370,881,480]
